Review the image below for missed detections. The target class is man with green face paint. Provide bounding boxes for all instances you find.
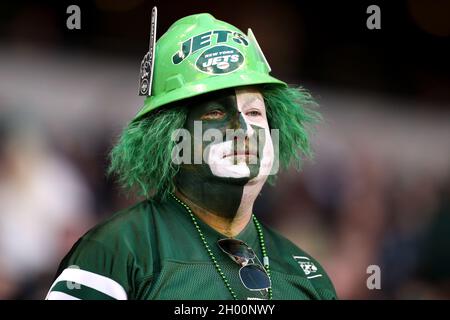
[46,12,337,300]
[175,87,272,221]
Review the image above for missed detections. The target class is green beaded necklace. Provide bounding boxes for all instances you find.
[170,192,273,300]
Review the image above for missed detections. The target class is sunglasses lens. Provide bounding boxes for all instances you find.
[239,264,271,290]
[218,239,255,260]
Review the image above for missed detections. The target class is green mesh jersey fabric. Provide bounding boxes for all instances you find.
[46,195,337,300]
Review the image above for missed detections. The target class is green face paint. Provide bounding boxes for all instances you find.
[175,87,273,218]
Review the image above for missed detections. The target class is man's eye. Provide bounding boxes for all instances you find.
[246,110,262,117]
[201,110,225,120]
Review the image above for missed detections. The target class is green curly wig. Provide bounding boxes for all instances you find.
[108,84,320,199]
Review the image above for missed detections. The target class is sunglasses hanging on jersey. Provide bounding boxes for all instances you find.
[217,238,271,296]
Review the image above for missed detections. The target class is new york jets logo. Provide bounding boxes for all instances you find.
[293,256,323,279]
[298,261,318,275]
[196,45,244,75]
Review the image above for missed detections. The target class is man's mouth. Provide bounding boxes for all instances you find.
[223,151,258,158]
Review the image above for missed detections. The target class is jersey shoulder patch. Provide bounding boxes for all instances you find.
[261,223,338,299]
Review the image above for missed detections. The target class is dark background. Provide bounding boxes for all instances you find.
[1,0,449,105]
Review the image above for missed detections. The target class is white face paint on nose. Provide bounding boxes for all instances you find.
[238,110,255,137]
[235,87,274,180]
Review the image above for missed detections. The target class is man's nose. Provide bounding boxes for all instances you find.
[231,112,254,137]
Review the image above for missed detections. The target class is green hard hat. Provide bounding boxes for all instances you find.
[134,13,286,120]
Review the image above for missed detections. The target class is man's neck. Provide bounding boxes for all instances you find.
[174,173,266,237]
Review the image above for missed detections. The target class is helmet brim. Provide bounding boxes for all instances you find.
[133,71,286,121]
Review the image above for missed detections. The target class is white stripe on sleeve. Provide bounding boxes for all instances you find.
[46,268,127,300]
[46,291,81,300]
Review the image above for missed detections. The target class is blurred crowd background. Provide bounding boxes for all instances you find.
[0,0,449,299]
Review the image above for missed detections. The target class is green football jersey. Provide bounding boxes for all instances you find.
[46,195,337,300]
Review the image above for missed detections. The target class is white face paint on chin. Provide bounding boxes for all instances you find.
[208,139,251,178]
[206,88,274,182]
